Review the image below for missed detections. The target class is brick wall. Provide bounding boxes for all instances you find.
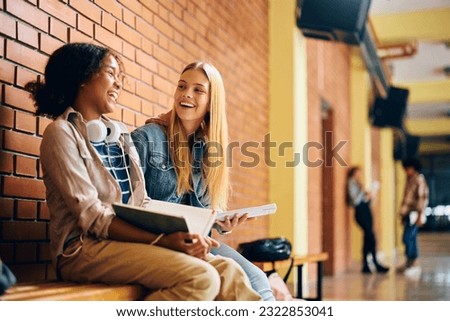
[0,0,269,282]
[306,39,353,275]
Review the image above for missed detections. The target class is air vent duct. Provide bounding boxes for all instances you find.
[360,26,390,98]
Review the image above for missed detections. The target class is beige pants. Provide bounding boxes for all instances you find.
[58,236,261,301]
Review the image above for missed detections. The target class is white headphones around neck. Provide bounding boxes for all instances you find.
[86,119,122,143]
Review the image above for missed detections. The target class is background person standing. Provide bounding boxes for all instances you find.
[397,157,429,273]
[346,166,389,274]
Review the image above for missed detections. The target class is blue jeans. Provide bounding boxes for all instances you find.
[402,220,418,261]
[211,242,275,301]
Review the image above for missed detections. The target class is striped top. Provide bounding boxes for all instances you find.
[91,141,131,204]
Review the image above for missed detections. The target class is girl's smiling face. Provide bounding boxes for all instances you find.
[173,68,210,134]
[75,54,123,120]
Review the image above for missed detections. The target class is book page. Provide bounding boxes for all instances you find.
[113,200,216,236]
[216,203,277,221]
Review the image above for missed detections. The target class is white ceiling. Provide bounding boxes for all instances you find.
[388,41,450,83]
[370,0,450,15]
[370,0,450,84]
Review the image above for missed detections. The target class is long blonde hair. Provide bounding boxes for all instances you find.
[168,61,229,210]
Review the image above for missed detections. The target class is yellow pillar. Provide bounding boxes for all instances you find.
[379,129,396,262]
[349,49,372,262]
[269,0,308,280]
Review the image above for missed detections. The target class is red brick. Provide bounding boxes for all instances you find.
[0,106,15,128]
[122,41,135,61]
[158,34,169,50]
[3,176,45,199]
[117,0,142,16]
[95,0,122,20]
[39,33,65,56]
[5,40,47,73]
[141,68,153,85]
[122,75,136,94]
[76,14,94,37]
[16,199,38,220]
[38,159,43,178]
[157,2,170,20]
[70,0,102,23]
[15,110,37,134]
[168,12,185,34]
[172,2,183,19]
[141,7,154,25]
[0,36,4,58]
[4,85,35,113]
[118,90,141,112]
[6,0,48,32]
[141,37,153,56]
[153,74,173,96]
[15,242,38,263]
[46,264,57,280]
[9,264,47,282]
[153,15,173,39]
[124,74,136,92]
[39,242,52,261]
[49,17,68,42]
[17,22,39,49]
[169,41,186,62]
[0,12,16,38]
[1,221,47,241]
[15,154,37,177]
[38,201,50,220]
[16,67,39,89]
[101,11,116,32]
[68,28,93,44]
[109,106,121,120]
[4,130,41,156]
[94,25,122,53]
[122,57,140,79]
[0,150,13,174]
[37,116,52,137]
[0,197,14,218]
[122,108,135,126]
[0,243,14,262]
[140,0,158,14]
[136,49,157,72]
[117,21,141,48]
[123,8,136,28]
[136,18,158,43]
[136,82,159,103]
[39,0,76,27]
[152,46,173,70]
[136,112,149,127]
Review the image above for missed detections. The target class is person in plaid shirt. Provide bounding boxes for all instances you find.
[397,157,429,273]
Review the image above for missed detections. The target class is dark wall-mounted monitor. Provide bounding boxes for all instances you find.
[371,86,409,129]
[296,0,372,45]
[394,133,421,160]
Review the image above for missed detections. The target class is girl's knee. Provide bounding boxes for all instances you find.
[189,262,221,300]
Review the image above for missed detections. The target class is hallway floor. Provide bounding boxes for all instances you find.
[321,232,450,300]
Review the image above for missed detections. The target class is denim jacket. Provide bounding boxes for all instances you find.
[131,123,211,208]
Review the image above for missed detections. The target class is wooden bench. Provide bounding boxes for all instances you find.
[253,252,329,301]
[0,281,147,301]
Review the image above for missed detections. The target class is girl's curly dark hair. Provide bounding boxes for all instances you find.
[25,42,123,118]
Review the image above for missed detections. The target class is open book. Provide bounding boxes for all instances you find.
[113,200,216,237]
[216,203,277,221]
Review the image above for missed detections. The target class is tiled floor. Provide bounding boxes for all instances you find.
[321,232,450,301]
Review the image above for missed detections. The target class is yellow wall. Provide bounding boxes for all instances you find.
[268,0,309,286]
[349,49,371,261]
[379,129,396,260]
[268,0,308,253]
